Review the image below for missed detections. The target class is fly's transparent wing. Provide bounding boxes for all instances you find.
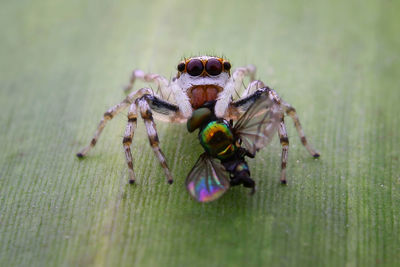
[233,93,282,155]
[186,153,230,202]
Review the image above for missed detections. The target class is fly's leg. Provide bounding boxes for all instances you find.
[278,115,289,184]
[137,96,173,184]
[122,103,138,184]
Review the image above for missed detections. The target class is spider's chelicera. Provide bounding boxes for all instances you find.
[77,56,320,202]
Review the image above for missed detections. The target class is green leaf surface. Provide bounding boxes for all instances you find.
[1,0,399,266]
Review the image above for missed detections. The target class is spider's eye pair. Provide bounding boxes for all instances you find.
[177,59,231,76]
[187,59,204,76]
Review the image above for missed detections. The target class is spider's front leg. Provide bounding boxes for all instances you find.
[122,91,189,184]
[214,64,257,118]
[135,95,175,184]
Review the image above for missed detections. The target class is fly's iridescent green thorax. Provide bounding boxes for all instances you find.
[199,121,236,160]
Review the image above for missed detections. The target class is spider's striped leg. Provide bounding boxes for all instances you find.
[123,70,170,99]
[137,96,173,184]
[76,100,130,158]
[76,88,152,158]
[215,65,257,117]
[268,89,320,158]
[278,116,289,184]
[123,103,138,184]
[242,80,265,98]
[232,64,257,83]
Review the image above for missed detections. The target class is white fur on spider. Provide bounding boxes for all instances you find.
[177,72,230,92]
[177,72,231,118]
[170,81,192,118]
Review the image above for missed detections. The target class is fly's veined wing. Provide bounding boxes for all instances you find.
[186,153,230,202]
[233,93,283,155]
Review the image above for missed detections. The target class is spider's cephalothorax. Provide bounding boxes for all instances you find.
[77,56,320,202]
[175,56,231,109]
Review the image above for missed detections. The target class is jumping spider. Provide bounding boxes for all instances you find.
[77,56,319,187]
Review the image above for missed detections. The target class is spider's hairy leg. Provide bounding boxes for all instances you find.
[137,97,173,184]
[76,100,130,158]
[123,103,138,184]
[215,65,257,118]
[123,69,169,97]
[278,116,289,184]
[242,80,265,98]
[268,89,320,158]
[233,64,257,82]
[76,88,152,158]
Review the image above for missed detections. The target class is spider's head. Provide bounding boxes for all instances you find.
[175,56,232,109]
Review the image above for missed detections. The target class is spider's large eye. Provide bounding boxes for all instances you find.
[223,61,231,71]
[186,59,204,76]
[205,58,222,76]
[177,62,185,72]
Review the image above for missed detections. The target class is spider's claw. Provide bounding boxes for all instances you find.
[129,179,135,185]
[76,153,85,159]
[313,153,320,158]
[280,179,287,185]
[123,84,133,93]
[249,186,256,195]
[167,179,174,185]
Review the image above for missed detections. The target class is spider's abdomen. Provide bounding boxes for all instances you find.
[199,121,236,160]
[188,85,222,109]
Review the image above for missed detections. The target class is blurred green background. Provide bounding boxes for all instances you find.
[1,0,399,266]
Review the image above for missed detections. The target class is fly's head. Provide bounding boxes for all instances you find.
[175,56,232,109]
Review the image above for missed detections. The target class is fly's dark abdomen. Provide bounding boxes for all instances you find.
[221,158,255,191]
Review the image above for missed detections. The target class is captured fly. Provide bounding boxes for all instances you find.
[186,91,282,202]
